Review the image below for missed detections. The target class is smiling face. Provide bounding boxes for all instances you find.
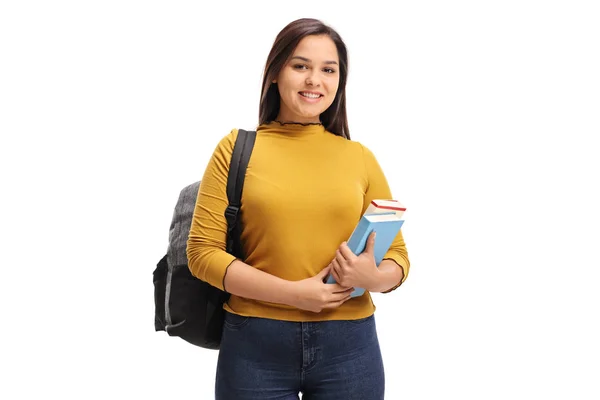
[274,35,340,124]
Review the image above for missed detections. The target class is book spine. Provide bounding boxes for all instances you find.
[346,216,371,255]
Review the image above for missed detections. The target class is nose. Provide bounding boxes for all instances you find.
[305,70,321,87]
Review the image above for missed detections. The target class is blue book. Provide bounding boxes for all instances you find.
[327,212,405,297]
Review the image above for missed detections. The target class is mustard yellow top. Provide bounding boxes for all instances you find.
[187,121,410,321]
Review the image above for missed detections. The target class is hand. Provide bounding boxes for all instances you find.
[330,231,380,291]
[289,266,354,313]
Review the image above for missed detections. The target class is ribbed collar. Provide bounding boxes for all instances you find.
[257,120,327,137]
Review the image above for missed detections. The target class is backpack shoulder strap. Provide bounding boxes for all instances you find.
[225,129,257,256]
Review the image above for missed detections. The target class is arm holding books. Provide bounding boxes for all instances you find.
[329,144,411,293]
[363,145,410,286]
[330,232,405,293]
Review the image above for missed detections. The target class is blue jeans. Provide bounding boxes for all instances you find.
[215,311,385,399]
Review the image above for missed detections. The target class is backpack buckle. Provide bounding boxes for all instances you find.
[224,205,239,226]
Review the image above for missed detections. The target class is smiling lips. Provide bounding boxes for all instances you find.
[299,91,323,102]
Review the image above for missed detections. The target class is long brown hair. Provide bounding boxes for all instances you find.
[259,18,350,139]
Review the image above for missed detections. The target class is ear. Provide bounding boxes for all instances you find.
[272,79,277,83]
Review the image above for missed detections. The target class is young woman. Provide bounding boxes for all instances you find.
[187,17,410,400]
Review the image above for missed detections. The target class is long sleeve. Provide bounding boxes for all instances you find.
[361,144,411,288]
[186,129,238,291]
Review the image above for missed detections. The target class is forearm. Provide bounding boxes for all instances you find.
[223,259,298,306]
[369,259,405,293]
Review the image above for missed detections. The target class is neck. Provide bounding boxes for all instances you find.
[274,112,321,125]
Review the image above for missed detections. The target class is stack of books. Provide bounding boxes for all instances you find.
[364,199,406,219]
[326,199,406,297]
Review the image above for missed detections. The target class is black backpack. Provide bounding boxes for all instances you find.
[153,129,256,349]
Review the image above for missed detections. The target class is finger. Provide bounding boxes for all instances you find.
[331,257,340,271]
[331,258,344,284]
[338,242,356,261]
[324,294,353,309]
[330,284,354,294]
[331,265,340,284]
[335,249,348,265]
[364,231,376,255]
[331,289,354,302]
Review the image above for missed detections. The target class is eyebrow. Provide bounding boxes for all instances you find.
[290,56,338,65]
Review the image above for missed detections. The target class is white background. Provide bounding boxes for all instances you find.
[1,1,599,399]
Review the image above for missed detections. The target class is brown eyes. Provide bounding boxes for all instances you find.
[293,64,336,74]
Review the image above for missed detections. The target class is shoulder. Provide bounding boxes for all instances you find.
[335,136,382,173]
[210,128,246,158]
[357,141,376,160]
[204,129,242,170]
[215,128,240,151]
[328,134,376,160]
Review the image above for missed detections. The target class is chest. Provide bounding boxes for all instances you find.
[241,141,367,224]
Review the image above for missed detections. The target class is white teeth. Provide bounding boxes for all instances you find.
[300,92,321,99]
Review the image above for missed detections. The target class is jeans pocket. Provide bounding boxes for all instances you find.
[223,312,250,331]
